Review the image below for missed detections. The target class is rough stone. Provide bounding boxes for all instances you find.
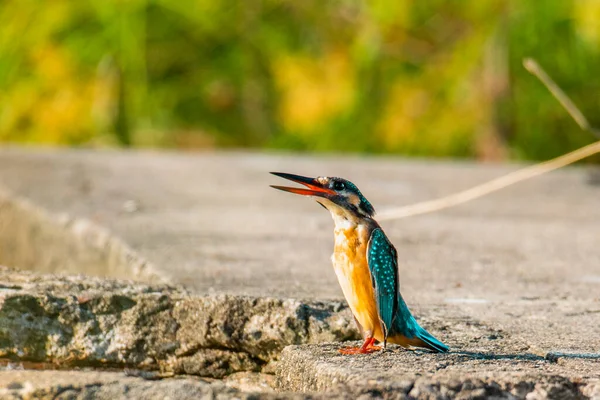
[276,344,600,399]
[0,267,357,378]
[0,370,225,400]
[223,372,277,393]
[0,369,322,399]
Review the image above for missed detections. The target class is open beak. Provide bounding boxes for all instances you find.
[270,172,335,197]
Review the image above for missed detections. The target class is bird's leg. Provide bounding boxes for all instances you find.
[366,337,382,352]
[339,335,382,355]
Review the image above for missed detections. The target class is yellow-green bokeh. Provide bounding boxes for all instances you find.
[0,0,598,160]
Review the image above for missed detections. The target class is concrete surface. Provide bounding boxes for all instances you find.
[277,343,600,399]
[0,369,332,399]
[0,147,598,398]
[0,183,163,283]
[0,266,355,378]
[0,370,258,400]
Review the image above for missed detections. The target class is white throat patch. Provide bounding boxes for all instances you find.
[316,198,361,229]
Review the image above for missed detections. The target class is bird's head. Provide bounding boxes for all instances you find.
[270,172,375,219]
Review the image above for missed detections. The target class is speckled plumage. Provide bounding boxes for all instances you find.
[329,211,448,352]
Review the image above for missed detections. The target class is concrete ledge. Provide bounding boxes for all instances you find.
[276,344,600,399]
[0,370,242,400]
[0,266,357,378]
[0,185,163,283]
[0,369,329,400]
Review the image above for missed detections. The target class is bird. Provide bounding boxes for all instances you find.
[270,172,449,355]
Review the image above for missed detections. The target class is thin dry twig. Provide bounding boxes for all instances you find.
[377,140,600,220]
[523,58,600,139]
[377,58,600,221]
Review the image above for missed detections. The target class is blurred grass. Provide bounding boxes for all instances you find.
[0,0,599,160]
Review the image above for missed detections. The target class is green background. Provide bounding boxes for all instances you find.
[1,0,599,160]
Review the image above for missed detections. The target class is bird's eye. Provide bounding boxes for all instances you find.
[333,181,345,191]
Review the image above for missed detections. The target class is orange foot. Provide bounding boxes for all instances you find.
[338,338,382,355]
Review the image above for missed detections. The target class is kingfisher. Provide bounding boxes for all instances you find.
[270,172,449,354]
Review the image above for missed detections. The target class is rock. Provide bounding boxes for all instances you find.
[0,370,295,399]
[168,349,262,378]
[172,297,357,363]
[0,267,358,378]
[276,343,598,399]
[223,372,276,392]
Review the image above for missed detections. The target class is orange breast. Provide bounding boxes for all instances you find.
[331,225,383,340]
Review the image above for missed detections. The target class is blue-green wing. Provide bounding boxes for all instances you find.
[367,228,398,341]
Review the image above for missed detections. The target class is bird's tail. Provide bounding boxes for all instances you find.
[413,325,449,353]
[391,296,449,353]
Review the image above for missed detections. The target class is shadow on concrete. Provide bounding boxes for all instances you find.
[449,350,600,363]
[545,352,600,362]
[450,350,545,362]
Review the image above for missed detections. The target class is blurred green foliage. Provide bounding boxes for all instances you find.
[0,0,599,160]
